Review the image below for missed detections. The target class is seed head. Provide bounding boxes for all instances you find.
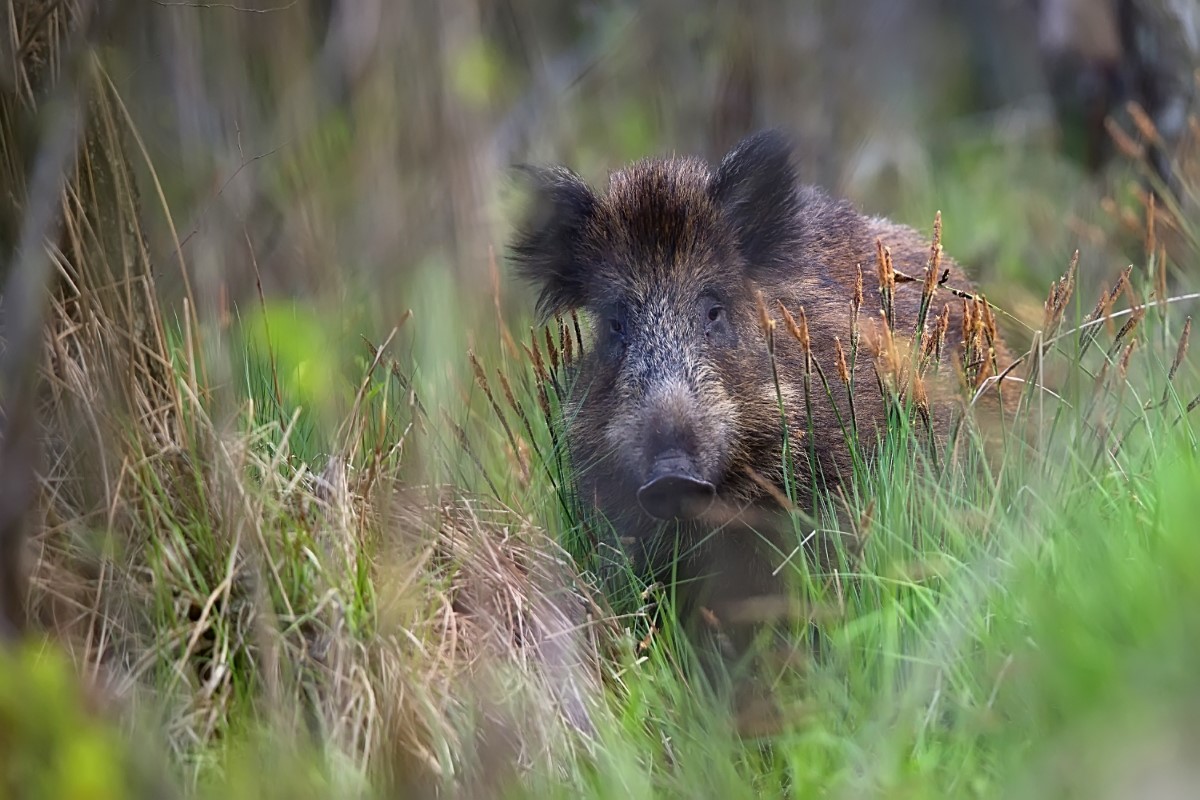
[834,336,850,385]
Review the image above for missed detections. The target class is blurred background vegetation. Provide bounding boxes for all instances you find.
[5,0,1195,325]
[2,1,1200,798]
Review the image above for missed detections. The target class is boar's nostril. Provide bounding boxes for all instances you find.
[637,452,716,520]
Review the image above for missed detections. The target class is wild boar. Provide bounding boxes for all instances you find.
[511,130,1013,658]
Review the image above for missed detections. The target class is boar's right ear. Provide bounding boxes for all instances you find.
[708,130,802,277]
[509,166,597,321]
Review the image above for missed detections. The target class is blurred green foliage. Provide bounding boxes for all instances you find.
[0,642,136,800]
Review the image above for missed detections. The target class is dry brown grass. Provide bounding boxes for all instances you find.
[1,5,623,794]
[31,238,618,790]
[30,214,617,789]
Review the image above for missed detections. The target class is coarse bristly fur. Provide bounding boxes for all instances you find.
[510,130,1015,671]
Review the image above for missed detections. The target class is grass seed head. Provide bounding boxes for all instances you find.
[923,212,942,301]
[757,289,776,355]
[1169,316,1192,384]
[1042,250,1079,337]
[778,301,811,355]
[834,336,850,385]
[1127,100,1165,147]
[545,325,560,372]
[1105,117,1146,160]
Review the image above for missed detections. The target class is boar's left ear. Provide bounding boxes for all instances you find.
[708,129,803,276]
[509,165,597,321]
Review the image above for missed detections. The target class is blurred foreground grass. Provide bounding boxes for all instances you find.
[8,273,1200,798]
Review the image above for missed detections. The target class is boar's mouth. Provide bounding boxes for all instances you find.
[636,450,716,520]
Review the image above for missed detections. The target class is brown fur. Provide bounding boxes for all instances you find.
[511,131,1015,678]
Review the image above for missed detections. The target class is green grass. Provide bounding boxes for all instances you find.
[510,386,1200,800]
[17,234,1200,798]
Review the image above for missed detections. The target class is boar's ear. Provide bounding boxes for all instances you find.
[708,130,803,276]
[510,166,597,321]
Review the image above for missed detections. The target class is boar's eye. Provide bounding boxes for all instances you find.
[702,297,733,344]
[702,296,726,332]
[603,311,627,353]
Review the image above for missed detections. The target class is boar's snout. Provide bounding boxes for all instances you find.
[637,450,716,520]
